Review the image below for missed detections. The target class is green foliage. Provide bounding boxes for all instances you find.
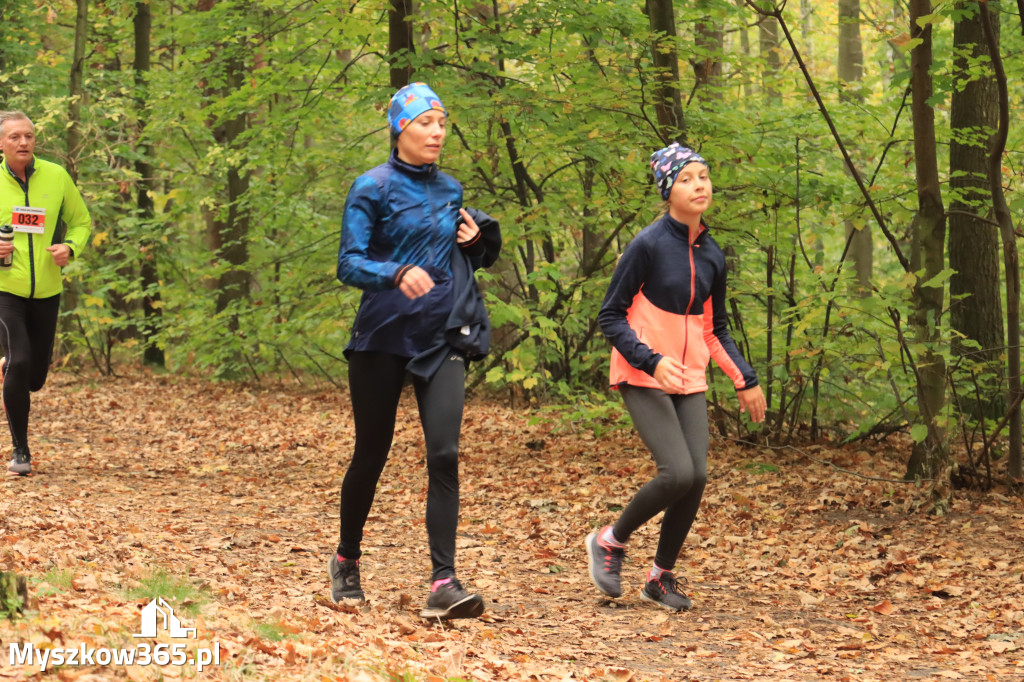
[122,568,209,617]
[251,619,297,643]
[2,0,1022,451]
[31,567,75,598]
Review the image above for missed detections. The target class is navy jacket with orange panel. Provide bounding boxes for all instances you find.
[599,214,758,394]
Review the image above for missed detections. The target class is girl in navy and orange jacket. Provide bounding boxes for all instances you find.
[586,143,766,612]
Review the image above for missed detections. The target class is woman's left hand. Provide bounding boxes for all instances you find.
[737,385,767,424]
[456,208,480,244]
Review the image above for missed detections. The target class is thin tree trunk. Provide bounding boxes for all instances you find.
[645,0,686,143]
[905,0,950,494]
[134,1,164,367]
[66,0,89,182]
[758,8,780,102]
[948,2,1002,410]
[197,0,251,350]
[978,0,1021,479]
[693,1,723,98]
[801,0,813,61]
[838,0,872,293]
[389,0,415,89]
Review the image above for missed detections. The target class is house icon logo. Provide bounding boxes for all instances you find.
[132,598,197,639]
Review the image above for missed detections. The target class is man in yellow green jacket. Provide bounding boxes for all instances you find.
[0,111,91,476]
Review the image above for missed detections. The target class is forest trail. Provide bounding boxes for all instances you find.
[1,371,1022,681]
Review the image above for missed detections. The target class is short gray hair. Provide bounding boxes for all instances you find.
[0,111,33,134]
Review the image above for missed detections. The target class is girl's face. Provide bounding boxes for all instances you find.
[668,162,712,224]
[395,110,447,166]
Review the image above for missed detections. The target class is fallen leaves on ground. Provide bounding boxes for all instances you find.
[1,369,1023,681]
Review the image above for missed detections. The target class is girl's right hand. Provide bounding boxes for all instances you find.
[653,356,686,394]
[398,265,435,299]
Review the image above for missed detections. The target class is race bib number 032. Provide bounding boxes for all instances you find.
[11,206,46,234]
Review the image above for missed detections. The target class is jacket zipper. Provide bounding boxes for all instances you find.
[424,179,438,268]
[679,223,706,384]
[19,180,36,299]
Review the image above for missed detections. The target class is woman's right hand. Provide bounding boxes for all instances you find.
[398,265,435,299]
[653,356,686,394]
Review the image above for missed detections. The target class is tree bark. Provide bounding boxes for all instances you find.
[196,0,252,348]
[801,0,813,61]
[134,1,164,367]
[948,3,1002,393]
[838,0,872,292]
[0,571,28,617]
[644,0,686,143]
[978,0,1021,479]
[693,0,723,97]
[66,0,89,182]
[734,0,753,99]
[389,0,415,89]
[905,0,950,492]
[758,7,780,102]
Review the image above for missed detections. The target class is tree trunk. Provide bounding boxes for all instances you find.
[838,0,872,292]
[978,1,1022,479]
[644,0,686,143]
[948,3,1002,407]
[66,0,89,182]
[801,0,813,61]
[0,6,7,107]
[758,8,780,102]
[0,571,28,617]
[389,0,415,89]
[905,0,950,495]
[197,0,251,351]
[693,1,723,97]
[134,1,164,367]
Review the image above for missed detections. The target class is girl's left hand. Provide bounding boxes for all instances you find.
[737,385,767,424]
[456,208,480,244]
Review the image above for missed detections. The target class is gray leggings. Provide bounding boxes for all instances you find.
[612,386,710,570]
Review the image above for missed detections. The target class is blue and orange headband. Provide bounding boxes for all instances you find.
[387,83,447,137]
[650,143,708,200]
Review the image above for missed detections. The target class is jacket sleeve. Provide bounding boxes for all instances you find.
[702,265,759,390]
[337,175,403,291]
[458,207,501,270]
[60,173,91,259]
[598,237,662,377]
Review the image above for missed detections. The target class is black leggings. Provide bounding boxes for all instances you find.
[612,386,710,570]
[338,350,466,581]
[0,293,61,452]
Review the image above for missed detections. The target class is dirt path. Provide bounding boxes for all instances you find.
[1,371,1022,680]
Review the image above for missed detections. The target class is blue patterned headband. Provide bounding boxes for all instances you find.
[650,143,708,200]
[387,82,447,137]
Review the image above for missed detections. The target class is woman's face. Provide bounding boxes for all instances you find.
[395,110,447,166]
[668,162,712,222]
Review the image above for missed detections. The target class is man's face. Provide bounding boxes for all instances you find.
[0,118,36,168]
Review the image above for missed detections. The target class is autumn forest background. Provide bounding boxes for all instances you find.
[2,1,1024,680]
[2,0,1023,490]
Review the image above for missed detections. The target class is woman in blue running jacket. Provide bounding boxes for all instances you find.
[327,83,500,621]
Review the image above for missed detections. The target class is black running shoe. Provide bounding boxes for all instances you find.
[7,446,30,477]
[420,578,484,620]
[640,572,692,612]
[585,527,624,598]
[328,554,365,603]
